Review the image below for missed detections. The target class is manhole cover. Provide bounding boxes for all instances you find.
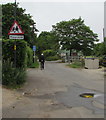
[79,93,94,98]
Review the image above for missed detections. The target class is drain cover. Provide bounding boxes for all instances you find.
[79,93,94,98]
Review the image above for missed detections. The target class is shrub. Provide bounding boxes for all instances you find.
[26,46,39,68]
[3,39,27,68]
[26,46,33,67]
[2,60,26,88]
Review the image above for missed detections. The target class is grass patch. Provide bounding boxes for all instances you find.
[85,56,97,59]
[29,62,39,68]
[67,61,84,68]
[86,56,93,58]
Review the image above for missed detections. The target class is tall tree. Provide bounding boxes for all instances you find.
[2,3,38,46]
[36,31,59,54]
[52,17,98,56]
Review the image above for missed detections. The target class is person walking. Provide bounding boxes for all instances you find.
[39,53,45,70]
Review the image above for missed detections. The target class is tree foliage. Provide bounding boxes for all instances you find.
[2,3,38,46]
[52,17,99,56]
[36,31,59,55]
[93,42,106,56]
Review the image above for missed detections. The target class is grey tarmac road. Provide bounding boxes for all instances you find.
[2,61,105,118]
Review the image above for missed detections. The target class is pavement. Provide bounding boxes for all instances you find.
[2,61,105,118]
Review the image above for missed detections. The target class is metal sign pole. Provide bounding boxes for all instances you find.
[33,46,36,63]
[33,51,35,63]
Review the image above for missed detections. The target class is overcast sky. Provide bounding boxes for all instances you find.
[1,0,105,42]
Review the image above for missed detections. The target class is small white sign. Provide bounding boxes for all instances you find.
[9,35,24,39]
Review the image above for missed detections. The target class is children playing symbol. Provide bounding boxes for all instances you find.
[8,21,24,35]
[12,26,19,33]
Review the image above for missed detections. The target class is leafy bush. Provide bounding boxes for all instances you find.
[2,60,26,88]
[26,46,39,68]
[26,46,33,67]
[46,55,60,61]
[3,39,27,68]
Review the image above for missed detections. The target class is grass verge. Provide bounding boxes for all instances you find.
[29,62,39,68]
[67,61,84,68]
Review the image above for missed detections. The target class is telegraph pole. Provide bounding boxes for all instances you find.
[14,0,16,20]
[14,0,17,67]
[8,0,24,68]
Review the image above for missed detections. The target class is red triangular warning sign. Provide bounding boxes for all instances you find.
[8,21,24,35]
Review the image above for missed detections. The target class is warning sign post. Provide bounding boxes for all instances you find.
[8,21,24,40]
[8,20,24,67]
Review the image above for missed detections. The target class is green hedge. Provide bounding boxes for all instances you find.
[26,47,39,68]
[2,60,26,88]
[26,46,33,67]
[2,39,27,88]
[3,39,27,68]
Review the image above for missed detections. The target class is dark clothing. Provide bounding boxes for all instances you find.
[39,55,45,63]
[39,55,45,70]
[41,62,44,69]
